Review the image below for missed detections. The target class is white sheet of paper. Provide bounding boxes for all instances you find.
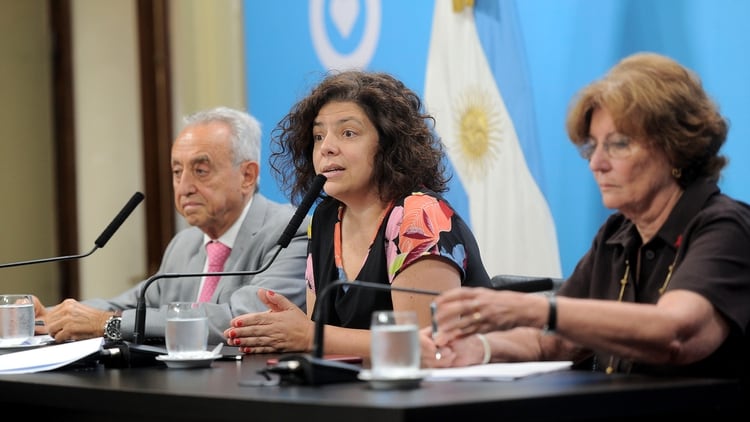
[425,361,572,381]
[0,337,103,374]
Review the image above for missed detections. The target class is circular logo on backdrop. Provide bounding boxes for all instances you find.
[310,0,381,70]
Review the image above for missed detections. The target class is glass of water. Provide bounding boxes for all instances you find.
[370,310,420,379]
[165,302,208,358]
[0,294,35,345]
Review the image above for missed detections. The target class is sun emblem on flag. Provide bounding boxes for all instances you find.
[451,87,504,179]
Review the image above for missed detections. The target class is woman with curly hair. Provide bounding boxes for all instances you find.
[224,70,491,358]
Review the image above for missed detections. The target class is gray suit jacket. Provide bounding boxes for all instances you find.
[84,194,308,344]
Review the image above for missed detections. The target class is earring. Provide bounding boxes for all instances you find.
[671,168,682,179]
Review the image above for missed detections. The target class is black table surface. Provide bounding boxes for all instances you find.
[0,351,743,422]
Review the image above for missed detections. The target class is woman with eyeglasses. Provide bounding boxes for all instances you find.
[425,52,750,393]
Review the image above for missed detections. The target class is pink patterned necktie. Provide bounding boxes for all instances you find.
[198,241,231,302]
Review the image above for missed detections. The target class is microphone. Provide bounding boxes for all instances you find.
[0,192,145,269]
[277,174,327,248]
[490,274,564,293]
[131,175,326,345]
[264,279,440,386]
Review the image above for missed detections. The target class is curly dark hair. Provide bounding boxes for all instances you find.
[566,52,729,188]
[269,70,450,205]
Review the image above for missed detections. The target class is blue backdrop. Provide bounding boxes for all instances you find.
[243,0,750,278]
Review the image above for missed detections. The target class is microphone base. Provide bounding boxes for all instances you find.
[99,341,167,368]
[266,354,362,385]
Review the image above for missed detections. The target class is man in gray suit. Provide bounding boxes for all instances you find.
[34,107,308,345]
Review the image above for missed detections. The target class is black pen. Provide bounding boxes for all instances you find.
[430,302,441,360]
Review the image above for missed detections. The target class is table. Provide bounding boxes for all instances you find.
[0,352,743,421]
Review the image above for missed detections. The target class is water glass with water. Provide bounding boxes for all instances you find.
[165,302,208,358]
[0,294,35,345]
[370,310,420,378]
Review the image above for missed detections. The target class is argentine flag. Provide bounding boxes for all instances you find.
[424,0,561,278]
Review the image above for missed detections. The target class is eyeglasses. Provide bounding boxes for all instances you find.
[577,136,633,160]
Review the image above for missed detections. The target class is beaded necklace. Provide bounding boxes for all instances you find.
[604,234,682,374]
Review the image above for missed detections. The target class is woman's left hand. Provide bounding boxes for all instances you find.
[224,289,314,354]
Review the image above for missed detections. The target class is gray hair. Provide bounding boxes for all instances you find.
[183,106,262,167]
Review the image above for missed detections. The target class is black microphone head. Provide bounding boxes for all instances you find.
[276,174,327,248]
[298,174,327,211]
[94,192,145,248]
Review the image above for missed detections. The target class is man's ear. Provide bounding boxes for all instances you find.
[241,160,260,192]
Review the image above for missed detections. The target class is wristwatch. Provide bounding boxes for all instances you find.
[103,315,123,342]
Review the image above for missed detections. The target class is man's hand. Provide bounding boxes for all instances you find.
[44,299,111,342]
